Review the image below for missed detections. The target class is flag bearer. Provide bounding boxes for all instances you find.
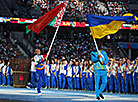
[91,44,109,100]
[33,49,47,95]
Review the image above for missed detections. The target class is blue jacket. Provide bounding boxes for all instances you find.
[91,50,109,70]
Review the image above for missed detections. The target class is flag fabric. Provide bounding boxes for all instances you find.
[26,25,31,34]
[27,1,68,34]
[86,13,138,39]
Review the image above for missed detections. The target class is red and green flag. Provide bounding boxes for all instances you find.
[26,1,68,34]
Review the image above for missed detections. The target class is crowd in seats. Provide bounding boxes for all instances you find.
[0,36,23,60]
[29,0,130,21]
[34,33,113,61]
[107,0,129,16]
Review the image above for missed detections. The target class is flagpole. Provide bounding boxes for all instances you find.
[45,1,68,60]
[90,28,105,60]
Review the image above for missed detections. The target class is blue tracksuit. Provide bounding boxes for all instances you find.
[125,64,133,93]
[6,66,13,86]
[73,65,81,89]
[66,64,73,89]
[0,72,2,85]
[109,64,118,92]
[81,66,87,89]
[45,64,51,87]
[117,64,125,92]
[51,64,56,88]
[133,64,138,93]
[0,63,4,85]
[59,64,67,89]
[91,50,109,97]
[55,64,60,88]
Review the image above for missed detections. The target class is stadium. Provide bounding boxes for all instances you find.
[0,0,138,102]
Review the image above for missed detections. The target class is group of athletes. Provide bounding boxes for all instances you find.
[30,47,138,100]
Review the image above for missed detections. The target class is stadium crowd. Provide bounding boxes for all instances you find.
[17,0,129,21]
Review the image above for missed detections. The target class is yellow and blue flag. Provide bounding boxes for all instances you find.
[86,13,138,39]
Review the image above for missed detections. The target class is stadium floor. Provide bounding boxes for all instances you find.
[0,86,138,102]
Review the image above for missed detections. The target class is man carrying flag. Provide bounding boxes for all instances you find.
[29,1,68,95]
[86,13,137,100]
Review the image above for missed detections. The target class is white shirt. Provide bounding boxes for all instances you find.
[0,63,4,72]
[67,65,72,77]
[2,65,6,74]
[45,64,50,76]
[30,61,36,72]
[34,55,43,65]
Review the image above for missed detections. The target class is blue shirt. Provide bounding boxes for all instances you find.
[91,50,109,70]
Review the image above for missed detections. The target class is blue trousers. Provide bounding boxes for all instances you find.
[59,74,66,89]
[81,76,86,89]
[109,75,117,92]
[7,75,11,85]
[74,77,80,89]
[31,72,37,88]
[89,77,94,91]
[67,77,73,89]
[51,73,56,88]
[56,73,59,88]
[94,70,107,97]
[125,74,133,93]
[86,78,90,90]
[0,72,2,85]
[117,73,125,92]
[105,77,110,91]
[36,69,45,93]
[2,74,6,85]
[10,75,13,86]
[134,73,138,93]
[45,76,50,87]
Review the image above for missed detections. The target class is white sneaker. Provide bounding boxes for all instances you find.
[38,93,42,95]
[26,86,31,89]
[35,88,37,90]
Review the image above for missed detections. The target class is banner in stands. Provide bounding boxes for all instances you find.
[0,17,138,30]
[118,42,138,49]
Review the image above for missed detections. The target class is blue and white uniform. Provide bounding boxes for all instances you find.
[73,65,81,89]
[59,64,67,89]
[51,64,56,88]
[133,63,138,93]
[30,61,37,88]
[0,62,4,85]
[81,66,87,89]
[66,64,73,89]
[45,64,51,88]
[125,64,133,93]
[109,63,118,92]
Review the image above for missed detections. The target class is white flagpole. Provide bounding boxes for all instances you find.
[93,38,105,60]
[46,1,68,60]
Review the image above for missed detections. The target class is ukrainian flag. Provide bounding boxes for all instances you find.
[86,13,138,39]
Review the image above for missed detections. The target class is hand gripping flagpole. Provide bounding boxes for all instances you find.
[45,1,68,60]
